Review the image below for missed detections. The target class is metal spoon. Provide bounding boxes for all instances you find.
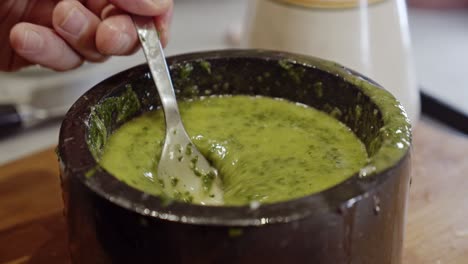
[132,16,223,205]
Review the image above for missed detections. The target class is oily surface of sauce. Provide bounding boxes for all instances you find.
[100,96,368,205]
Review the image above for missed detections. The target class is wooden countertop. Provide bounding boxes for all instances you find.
[0,120,467,263]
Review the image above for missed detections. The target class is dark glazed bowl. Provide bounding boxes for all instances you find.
[58,50,411,264]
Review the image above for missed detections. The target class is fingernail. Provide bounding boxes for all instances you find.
[157,25,168,46]
[60,7,87,37]
[101,20,133,55]
[146,0,169,8]
[113,32,132,54]
[22,29,43,52]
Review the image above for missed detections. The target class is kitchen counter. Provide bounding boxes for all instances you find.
[0,119,467,263]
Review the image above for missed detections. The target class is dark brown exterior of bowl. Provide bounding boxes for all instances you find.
[58,50,411,264]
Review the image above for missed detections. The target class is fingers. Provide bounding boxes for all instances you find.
[23,0,58,28]
[85,0,109,16]
[100,4,124,19]
[109,0,172,16]
[10,23,83,71]
[7,0,173,72]
[96,0,173,54]
[96,14,138,55]
[53,0,106,62]
[154,0,173,47]
[8,55,32,72]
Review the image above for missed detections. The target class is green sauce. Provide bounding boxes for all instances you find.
[100,96,368,205]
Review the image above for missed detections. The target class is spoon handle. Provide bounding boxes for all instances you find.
[132,16,181,129]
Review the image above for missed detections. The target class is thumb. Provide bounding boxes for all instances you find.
[108,0,171,16]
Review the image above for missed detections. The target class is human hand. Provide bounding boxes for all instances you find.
[2,0,173,72]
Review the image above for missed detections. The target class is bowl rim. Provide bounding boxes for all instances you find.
[58,49,411,226]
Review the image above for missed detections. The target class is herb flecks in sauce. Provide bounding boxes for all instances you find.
[279,59,305,84]
[100,96,368,205]
[87,86,140,160]
[199,60,212,74]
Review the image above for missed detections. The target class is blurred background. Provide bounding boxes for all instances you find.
[0,0,467,164]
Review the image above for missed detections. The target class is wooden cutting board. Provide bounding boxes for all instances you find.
[0,120,467,264]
